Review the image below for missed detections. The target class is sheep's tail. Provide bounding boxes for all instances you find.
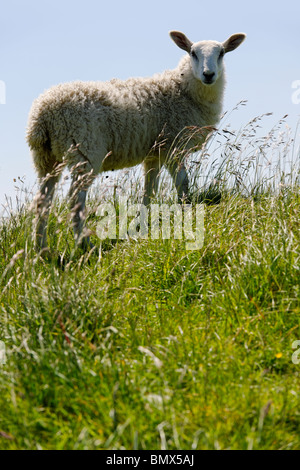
[26,110,57,178]
[26,110,49,149]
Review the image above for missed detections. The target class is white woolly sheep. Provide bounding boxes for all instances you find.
[27,30,246,250]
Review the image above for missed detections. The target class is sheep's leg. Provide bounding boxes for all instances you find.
[69,163,95,250]
[168,162,190,203]
[143,159,160,206]
[35,174,59,250]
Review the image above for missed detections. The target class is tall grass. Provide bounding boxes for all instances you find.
[0,114,299,449]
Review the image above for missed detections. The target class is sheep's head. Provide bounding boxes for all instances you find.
[170,31,246,86]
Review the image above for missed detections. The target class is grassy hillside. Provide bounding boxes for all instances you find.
[0,117,299,449]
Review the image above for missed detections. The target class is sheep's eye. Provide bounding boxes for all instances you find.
[191,50,198,60]
[219,49,225,59]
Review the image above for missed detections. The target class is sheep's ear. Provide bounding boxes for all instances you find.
[169,31,193,53]
[223,33,246,53]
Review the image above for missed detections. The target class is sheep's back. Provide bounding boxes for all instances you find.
[27,74,214,171]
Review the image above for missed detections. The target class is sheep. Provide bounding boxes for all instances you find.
[27,30,246,251]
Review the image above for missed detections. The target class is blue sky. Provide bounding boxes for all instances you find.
[0,0,299,208]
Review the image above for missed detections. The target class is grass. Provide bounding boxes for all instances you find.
[0,114,299,450]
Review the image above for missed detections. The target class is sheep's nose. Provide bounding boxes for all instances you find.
[203,71,215,82]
